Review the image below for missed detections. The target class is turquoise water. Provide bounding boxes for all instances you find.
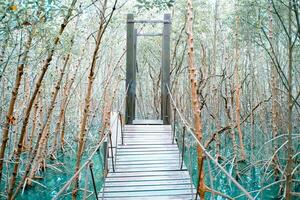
[7,125,298,199]
[175,124,288,200]
[15,145,106,200]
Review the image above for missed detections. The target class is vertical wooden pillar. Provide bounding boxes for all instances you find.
[161,14,171,124]
[133,29,137,120]
[126,14,136,124]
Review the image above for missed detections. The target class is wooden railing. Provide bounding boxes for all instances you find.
[52,84,129,200]
[166,85,254,200]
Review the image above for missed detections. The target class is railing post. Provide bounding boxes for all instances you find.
[187,144,193,199]
[108,131,115,172]
[180,126,186,170]
[172,107,176,144]
[83,164,89,200]
[125,13,136,124]
[119,112,124,145]
[114,112,121,170]
[161,14,171,125]
[89,162,99,200]
[103,140,108,177]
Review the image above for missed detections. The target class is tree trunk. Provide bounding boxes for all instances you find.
[212,0,221,160]
[22,63,31,151]
[269,1,280,179]
[285,1,293,199]
[234,15,246,161]
[51,58,78,155]
[186,0,207,198]
[60,46,85,151]
[28,90,41,160]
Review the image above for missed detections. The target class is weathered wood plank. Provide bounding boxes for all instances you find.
[105,176,190,183]
[118,144,177,149]
[117,151,178,155]
[115,160,180,166]
[124,124,170,128]
[117,147,178,152]
[105,179,191,186]
[104,184,194,192]
[101,189,195,198]
[132,119,164,125]
[99,194,196,200]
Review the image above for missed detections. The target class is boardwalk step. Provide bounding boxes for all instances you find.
[116,151,179,156]
[114,160,180,165]
[105,176,191,182]
[107,170,190,177]
[132,120,164,125]
[99,189,195,199]
[105,179,191,186]
[99,195,196,200]
[117,144,178,149]
[117,148,178,152]
[103,185,195,193]
[108,168,186,173]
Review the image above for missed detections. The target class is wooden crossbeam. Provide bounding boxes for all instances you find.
[127,20,171,24]
[137,33,163,37]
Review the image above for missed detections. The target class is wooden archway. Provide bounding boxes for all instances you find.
[125,14,171,125]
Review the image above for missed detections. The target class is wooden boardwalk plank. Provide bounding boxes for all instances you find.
[105,176,191,182]
[101,190,195,198]
[105,179,191,186]
[132,119,164,125]
[99,194,195,200]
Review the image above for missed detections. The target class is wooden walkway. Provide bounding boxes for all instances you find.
[100,120,196,199]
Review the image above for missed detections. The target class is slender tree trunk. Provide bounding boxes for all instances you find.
[100,88,111,140]
[22,64,31,151]
[60,47,85,151]
[212,0,221,160]
[50,17,78,155]
[23,34,76,186]
[38,40,75,162]
[250,50,255,164]
[186,0,207,198]
[60,113,67,151]
[51,68,76,156]
[285,1,293,199]
[234,15,246,161]
[51,78,69,158]
[269,1,280,179]
[13,53,68,196]
[0,30,33,187]
[230,89,239,176]
[28,91,41,159]
[7,1,77,198]
[38,117,52,169]
[0,79,5,124]
[72,1,111,198]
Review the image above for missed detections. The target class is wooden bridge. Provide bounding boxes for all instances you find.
[100,120,196,199]
[98,14,199,200]
[53,13,254,200]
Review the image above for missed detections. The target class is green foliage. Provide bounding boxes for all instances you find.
[135,0,175,11]
[0,0,70,36]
